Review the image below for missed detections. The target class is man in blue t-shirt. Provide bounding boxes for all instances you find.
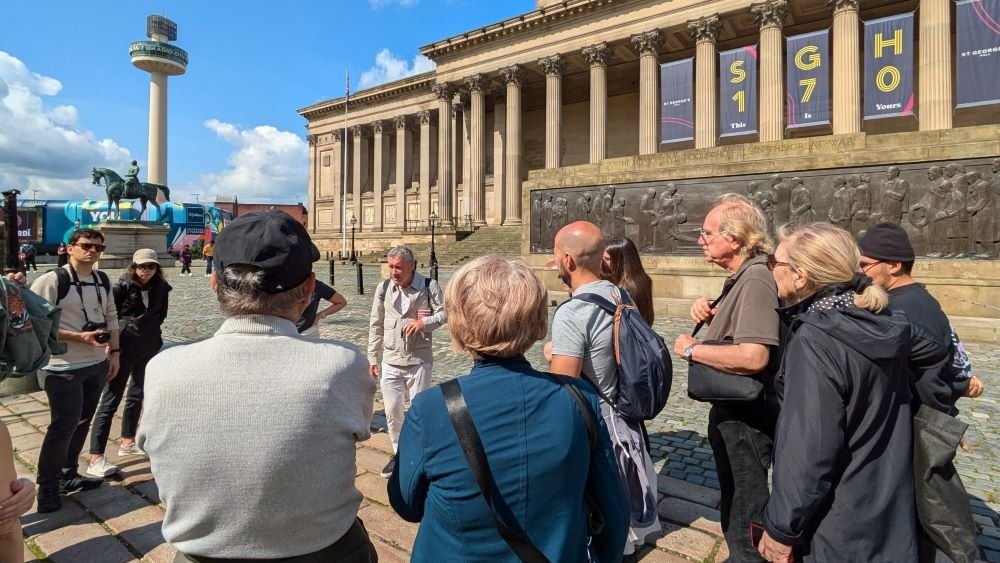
[296,280,346,336]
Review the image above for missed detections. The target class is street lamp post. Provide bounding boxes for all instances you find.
[428,211,439,281]
[349,216,357,264]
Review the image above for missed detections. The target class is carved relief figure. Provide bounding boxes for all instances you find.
[651,185,687,252]
[948,174,971,258]
[552,197,569,240]
[595,186,616,234]
[849,174,872,238]
[639,187,658,250]
[878,166,909,224]
[770,174,791,229]
[966,171,997,258]
[541,194,555,251]
[576,191,594,220]
[747,181,775,233]
[610,196,633,238]
[828,175,852,230]
[915,167,953,257]
[789,177,815,226]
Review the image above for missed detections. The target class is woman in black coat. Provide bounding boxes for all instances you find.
[86,249,171,478]
[758,223,917,563]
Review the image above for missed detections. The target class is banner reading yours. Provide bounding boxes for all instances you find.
[660,58,694,144]
[719,46,758,137]
[956,0,1000,108]
[786,30,830,128]
[863,12,915,120]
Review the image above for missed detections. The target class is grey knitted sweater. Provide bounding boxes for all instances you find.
[137,315,375,558]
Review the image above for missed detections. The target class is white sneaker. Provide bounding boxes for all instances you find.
[118,442,147,457]
[86,456,119,478]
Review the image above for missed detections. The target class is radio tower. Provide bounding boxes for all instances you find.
[129,15,188,187]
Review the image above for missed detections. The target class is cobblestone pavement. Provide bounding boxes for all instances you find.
[6,263,999,562]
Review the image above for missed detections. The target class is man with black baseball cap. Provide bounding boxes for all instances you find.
[138,210,378,562]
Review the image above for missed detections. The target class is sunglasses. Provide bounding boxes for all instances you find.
[765,254,794,272]
[859,260,882,273]
[134,263,159,271]
[74,243,106,252]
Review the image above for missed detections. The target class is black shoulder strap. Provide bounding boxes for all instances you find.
[548,378,597,452]
[424,277,433,314]
[692,264,755,337]
[441,380,549,563]
[377,280,390,301]
[96,270,111,294]
[571,292,617,315]
[54,267,70,303]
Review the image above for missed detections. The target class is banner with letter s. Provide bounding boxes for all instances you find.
[786,30,830,128]
[863,12,915,119]
[956,0,1000,108]
[660,58,694,144]
[719,46,758,137]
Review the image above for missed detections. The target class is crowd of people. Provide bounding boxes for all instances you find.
[0,197,987,562]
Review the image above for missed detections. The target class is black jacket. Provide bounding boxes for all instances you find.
[764,287,918,562]
[113,277,171,359]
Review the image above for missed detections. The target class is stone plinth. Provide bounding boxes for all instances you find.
[96,221,174,269]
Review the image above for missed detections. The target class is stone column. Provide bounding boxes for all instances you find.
[306,135,317,233]
[465,74,488,226]
[394,115,412,232]
[753,0,788,142]
[829,0,861,135]
[582,43,610,163]
[432,83,454,226]
[919,0,953,130]
[460,93,472,225]
[332,131,344,233]
[350,125,368,229]
[539,55,564,168]
[492,89,506,224]
[500,64,524,226]
[372,120,386,232]
[418,110,432,223]
[632,31,662,155]
[689,16,721,149]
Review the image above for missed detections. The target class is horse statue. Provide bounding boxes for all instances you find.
[91,167,171,219]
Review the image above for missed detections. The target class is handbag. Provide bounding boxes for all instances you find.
[441,377,604,563]
[686,267,767,403]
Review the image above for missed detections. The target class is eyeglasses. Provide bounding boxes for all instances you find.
[134,263,158,271]
[859,260,882,273]
[765,254,794,272]
[698,229,727,243]
[74,243,106,252]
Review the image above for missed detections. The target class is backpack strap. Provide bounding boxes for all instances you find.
[377,280,391,302]
[568,291,627,417]
[423,277,433,315]
[54,267,70,303]
[441,380,550,563]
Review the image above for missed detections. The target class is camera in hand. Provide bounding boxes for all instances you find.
[82,321,111,344]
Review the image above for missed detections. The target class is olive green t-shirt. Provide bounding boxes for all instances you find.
[704,256,780,346]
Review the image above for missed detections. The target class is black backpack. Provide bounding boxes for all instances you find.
[572,290,672,421]
[51,267,112,304]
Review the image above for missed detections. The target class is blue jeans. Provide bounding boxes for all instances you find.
[708,402,778,563]
[205,256,213,275]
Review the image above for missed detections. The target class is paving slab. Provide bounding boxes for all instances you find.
[657,497,723,537]
[356,445,392,475]
[34,521,135,563]
[358,503,419,552]
[355,472,391,507]
[647,521,720,561]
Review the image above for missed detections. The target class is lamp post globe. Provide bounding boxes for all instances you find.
[349,216,358,263]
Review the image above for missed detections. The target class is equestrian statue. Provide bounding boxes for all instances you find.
[91,161,171,219]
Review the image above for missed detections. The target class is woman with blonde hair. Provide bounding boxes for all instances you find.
[758,223,917,562]
[389,254,628,561]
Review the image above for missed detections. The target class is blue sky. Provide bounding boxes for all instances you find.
[0,0,531,204]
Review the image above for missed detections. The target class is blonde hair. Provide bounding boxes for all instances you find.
[445,255,549,359]
[778,223,888,312]
[713,195,773,257]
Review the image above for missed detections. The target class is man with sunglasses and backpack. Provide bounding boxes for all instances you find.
[29,228,120,513]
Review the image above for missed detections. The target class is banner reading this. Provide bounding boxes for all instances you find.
[719,46,758,137]
[660,59,694,144]
[786,30,830,128]
[956,0,1000,108]
[863,12,915,120]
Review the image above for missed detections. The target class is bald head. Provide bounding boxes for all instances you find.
[555,221,605,273]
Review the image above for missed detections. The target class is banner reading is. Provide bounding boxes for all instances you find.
[786,30,830,128]
[660,59,694,144]
[956,0,1000,108]
[719,46,758,137]
[864,13,915,120]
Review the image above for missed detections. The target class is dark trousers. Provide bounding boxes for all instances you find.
[26,255,37,271]
[181,262,191,274]
[89,350,153,455]
[205,257,213,275]
[708,402,779,563]
[37,361,108,490]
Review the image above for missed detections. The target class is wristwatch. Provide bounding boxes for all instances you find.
[108,349,121,355]
[682,343,697,362]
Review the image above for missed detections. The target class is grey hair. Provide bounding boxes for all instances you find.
[215,265,309,317]
[386,246,415,263]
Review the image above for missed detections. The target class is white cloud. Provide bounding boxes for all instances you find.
[179,119,307,204]
[368,0,418,9]
[358,49,436,90]
[0,51,134,199]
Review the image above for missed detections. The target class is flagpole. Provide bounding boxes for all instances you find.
[341,71,349,256]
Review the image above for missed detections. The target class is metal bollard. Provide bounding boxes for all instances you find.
[355,260,364,295]
[328,259,335,286]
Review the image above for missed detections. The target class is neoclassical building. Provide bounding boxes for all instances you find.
[300,0,1000,337]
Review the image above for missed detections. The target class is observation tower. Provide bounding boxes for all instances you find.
[129,15,188,186]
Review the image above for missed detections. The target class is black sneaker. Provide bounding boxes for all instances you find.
[37,487,62,513]
[380,456,397,479]
[60,473,103,493]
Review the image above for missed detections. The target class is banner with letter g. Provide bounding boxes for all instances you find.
[786,30,830,129]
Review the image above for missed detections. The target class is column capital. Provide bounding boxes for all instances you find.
[371,119,385,135]
[827,0,859,14]
[431,82,455,101]
[393,115,410,130]
[688,15,721,44]
[349,124,369,139]
[307,134,317,146]
[631,30,662,56]
[751,0,789,29]
[582,42,610,67]
[538,54,565,77]
[452,104,462,118]
[331,130,343,143]
[417,109,433,125]
[464,73,489,94]
[500,64,524,86]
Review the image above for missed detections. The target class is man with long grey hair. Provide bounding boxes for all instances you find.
[139,210,378,562]
[368,245,446,478]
